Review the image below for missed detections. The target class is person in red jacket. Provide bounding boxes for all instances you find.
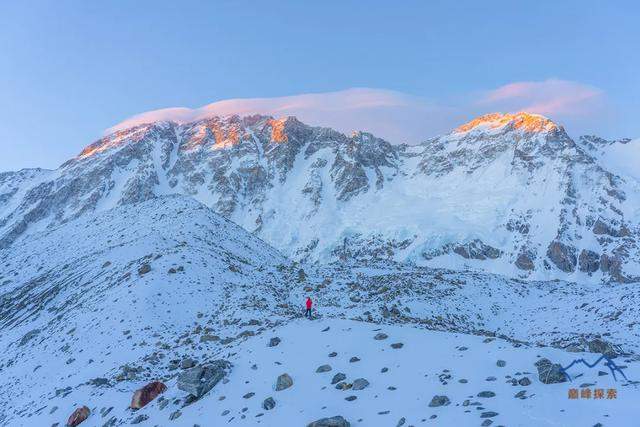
[305,297,313,319]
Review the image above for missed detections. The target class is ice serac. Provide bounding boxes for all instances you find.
[0,112,638,283]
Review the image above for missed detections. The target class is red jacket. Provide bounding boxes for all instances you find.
[306,298,312,309]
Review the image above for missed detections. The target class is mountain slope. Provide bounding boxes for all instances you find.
[1,113,638,283]
[0,195,297,425]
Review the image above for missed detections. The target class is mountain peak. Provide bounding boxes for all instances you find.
[454,112,560,135]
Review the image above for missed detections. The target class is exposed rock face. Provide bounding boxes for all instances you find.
[534,358,567,384]
[307,416,351,427]
[515,252,535,271]
[130,381,167,409]
[546,241,577,273]
[453,240,502,260]
[66,406,90,427]
[579,249,600,273]
[177,360,231,398]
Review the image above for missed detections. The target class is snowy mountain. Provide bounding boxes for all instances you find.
[2,195,639,426]
[1,112,638,285]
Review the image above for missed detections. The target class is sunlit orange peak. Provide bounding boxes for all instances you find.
[455,112,558,134]
[268,118,288,143]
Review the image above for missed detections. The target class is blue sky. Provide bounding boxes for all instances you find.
[1,0,638,172]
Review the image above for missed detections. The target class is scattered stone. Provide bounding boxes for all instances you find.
[477,391,496,398]
[180,358,196,369]
[335,382,352,390]
[169,410,182,420]
[275,373,293,391]
[349,357,360,363]
[243,392,255,399]
[514,390,527,399]
[307,416,351,427]
[262,397,276,410]
[428,395,450,407]
[481,412,499,418]
[496,360,506,367]
[131,414,148,424]
[345,395,357,401]
[374,333,388,340]
[381,367,388,373]
[67,406,90,427]
[316,364,332,373]
[328,352,337,357]
[396,417,406,427]
[268,337,281,347]
[130,381,167,409]
[332,373,347,384]
[138,263,151,275]
[391,343,404,349]
[518,377,531,386]
[459,379,468,384]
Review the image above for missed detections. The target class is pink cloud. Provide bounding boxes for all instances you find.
[479,79,604,116]
[108,88,459,144]
[107,81,608,144]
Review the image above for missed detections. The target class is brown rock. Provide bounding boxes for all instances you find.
[130,381,167,409]
[67,406,90,427]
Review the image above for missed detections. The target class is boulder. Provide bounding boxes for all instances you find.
[428,395,450,407]
[275,373,293,391]
[307,416,351,427]
[130,381,167,409]
[177,360,231,398]
[331,373,346,385]
[262,397,276,410]
[316,364,332,373]
[180,358,196,369]
[67,406,90,427]
[587,338,618,357]
[534,358,567,384]
[352,378,369,390]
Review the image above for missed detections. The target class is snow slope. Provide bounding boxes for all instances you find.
[16,318,640,427]
[2,196,639,426]
[0,195,296,425]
